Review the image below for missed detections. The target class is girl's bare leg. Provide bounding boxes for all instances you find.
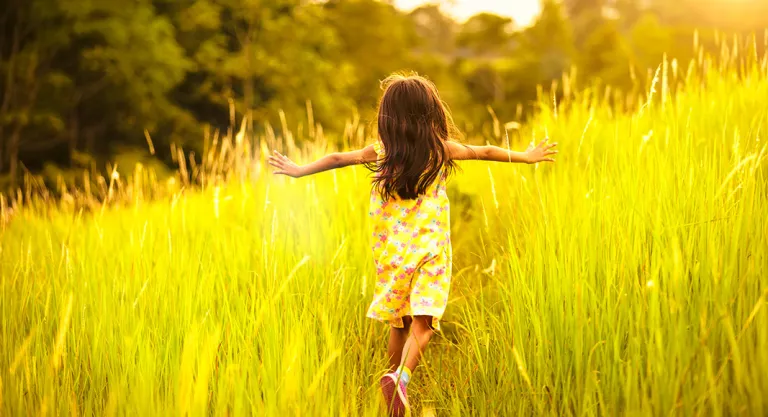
[400,315,434,372]
[387,316,413,372]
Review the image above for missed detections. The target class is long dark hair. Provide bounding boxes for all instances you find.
[370,74,458,200]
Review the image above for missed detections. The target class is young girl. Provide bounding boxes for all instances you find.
[269,74,557,416]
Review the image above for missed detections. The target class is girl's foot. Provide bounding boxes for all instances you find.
[380,372,410,417]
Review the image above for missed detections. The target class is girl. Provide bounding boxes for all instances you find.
[268,74,557,416]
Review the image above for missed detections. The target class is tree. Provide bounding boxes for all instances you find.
[161,0,356,136]
[562,0,633,88]
[650,0,768,33]
[0,0,71,187]
[524,0,576,82]
[629,13,672,72]
[456,13,515,58]
[62,0,191,155]
[564,0,606,46]
[580,19,632,88]
[0,0,190,188]
[409,5,458,57]
[325,0,416,113]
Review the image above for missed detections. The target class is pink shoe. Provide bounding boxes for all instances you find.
[380,372,410,417]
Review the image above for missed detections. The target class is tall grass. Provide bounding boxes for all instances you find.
[1,38,768,416]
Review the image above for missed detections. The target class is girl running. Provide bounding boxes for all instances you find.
[268,74,557,416]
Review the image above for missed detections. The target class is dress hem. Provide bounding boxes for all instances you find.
[367,312,443,331]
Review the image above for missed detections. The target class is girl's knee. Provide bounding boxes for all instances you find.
[412,315,435,335]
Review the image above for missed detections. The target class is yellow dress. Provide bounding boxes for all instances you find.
[366,142,452,330]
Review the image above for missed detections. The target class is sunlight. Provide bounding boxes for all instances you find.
[394,0,541,25]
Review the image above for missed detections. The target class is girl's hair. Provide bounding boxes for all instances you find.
[370,74,458,200]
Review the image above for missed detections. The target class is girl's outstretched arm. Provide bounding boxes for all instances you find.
[268,145,378,178]
[446,139,558,164]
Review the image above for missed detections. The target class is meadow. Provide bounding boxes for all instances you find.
[1,47,768,416]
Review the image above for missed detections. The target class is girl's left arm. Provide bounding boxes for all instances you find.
[268,145,378,178]
[445,140,557,164]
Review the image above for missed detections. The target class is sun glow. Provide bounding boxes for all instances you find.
[394,0,541,26]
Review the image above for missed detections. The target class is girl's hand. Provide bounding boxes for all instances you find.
[268,151,303,177]
[525,139,558,164]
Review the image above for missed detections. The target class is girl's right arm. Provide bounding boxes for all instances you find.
[446,140,558,164]
[268,145,378,178]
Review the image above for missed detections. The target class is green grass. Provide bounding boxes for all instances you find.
[2,56,768,416]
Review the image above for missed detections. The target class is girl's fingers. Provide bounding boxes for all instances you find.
[273,150,289,161]
[547,143,558,149]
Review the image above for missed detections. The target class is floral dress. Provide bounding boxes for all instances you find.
[366,142,452,330]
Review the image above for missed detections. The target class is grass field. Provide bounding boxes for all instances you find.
[2,50,768,415]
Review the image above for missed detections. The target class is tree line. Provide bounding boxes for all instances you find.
[1,0,766,189]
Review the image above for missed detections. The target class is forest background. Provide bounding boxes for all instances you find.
[1,0,767,190]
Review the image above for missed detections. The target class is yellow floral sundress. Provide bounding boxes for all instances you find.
[366,142,452,330]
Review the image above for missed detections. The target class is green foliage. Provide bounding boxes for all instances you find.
[2,0,767,188]
[580,20,633,88]
[410,5,459,56]
[66,0,191,131]
[456,13,515,57]
[326,0,417,110]
[629,13,672,72]
[523,0,576,83]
